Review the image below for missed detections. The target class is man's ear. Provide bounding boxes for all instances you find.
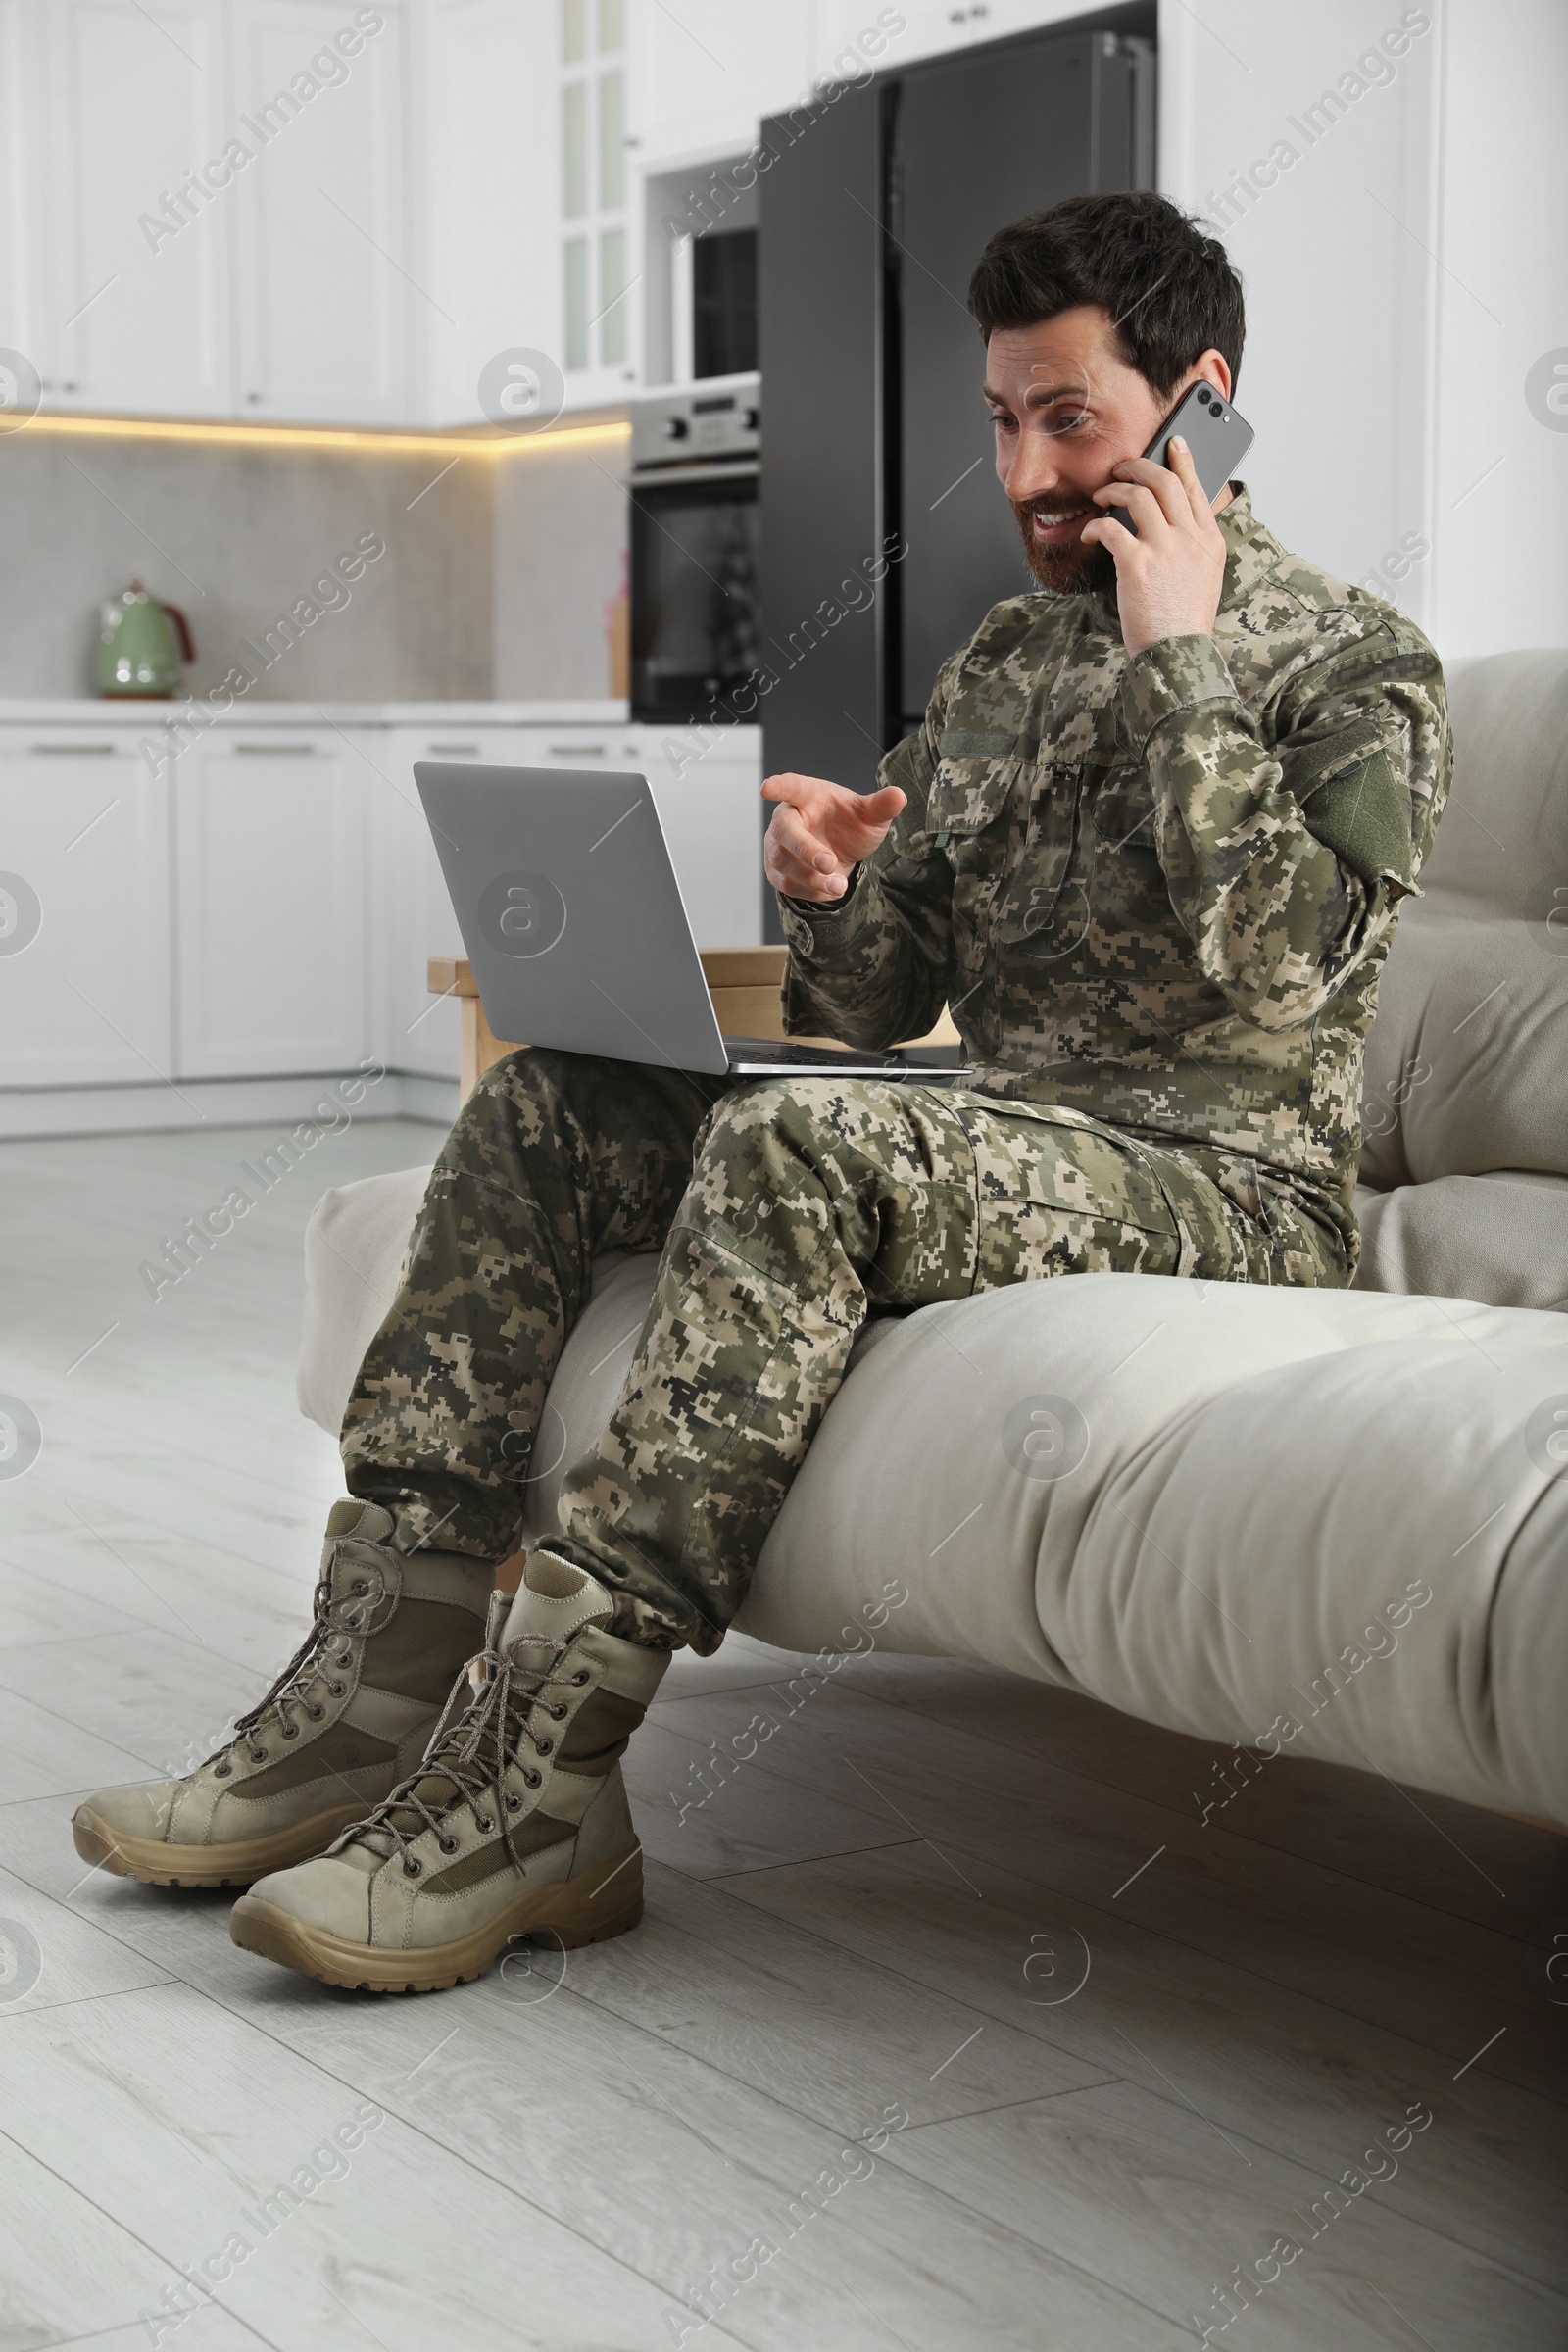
[1193,348,1233,403]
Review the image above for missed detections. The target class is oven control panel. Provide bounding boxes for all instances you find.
[630,374,760,471]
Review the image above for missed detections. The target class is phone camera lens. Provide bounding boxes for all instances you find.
[1196,387,1211,405]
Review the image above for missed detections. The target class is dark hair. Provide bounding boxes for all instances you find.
[967,192,1245,398]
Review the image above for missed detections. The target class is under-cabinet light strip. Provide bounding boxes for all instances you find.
[7,413,630,458]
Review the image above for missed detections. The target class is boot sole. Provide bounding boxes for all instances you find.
[70,1801,371,1890]
[228,1847,645,1992]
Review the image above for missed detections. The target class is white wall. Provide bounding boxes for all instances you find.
[1158,0,1568,657]
[1426,0,1568,655]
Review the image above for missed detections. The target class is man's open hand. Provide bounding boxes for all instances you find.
[1080,434,1228,659]
[761,773,907,904]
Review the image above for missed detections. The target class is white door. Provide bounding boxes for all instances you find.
[172,730,368,1076]
[229,0,412,422]
[32,0,232,416]
[0,732,173,1088]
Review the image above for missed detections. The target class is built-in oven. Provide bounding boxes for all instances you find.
[628,373,760,725]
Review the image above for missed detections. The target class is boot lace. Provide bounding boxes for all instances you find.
[336,1635,585,1878]
[219,1564,389,1767]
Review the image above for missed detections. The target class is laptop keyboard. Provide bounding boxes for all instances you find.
[724,1035,898,1068]
[723,1035,970,1077]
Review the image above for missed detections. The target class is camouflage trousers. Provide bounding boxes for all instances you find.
[342,1049,1348,1653]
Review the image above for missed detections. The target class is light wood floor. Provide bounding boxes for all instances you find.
[0,1120,1563,2352]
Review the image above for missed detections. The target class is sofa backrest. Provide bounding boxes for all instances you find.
[1359,648,1568,1190]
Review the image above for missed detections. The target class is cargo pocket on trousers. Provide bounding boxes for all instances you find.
[953,1097,1183,1288]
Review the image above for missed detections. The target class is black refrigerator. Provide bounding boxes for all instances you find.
[757,6,1156,930]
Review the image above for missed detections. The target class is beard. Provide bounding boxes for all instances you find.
[1013,496,1118,597]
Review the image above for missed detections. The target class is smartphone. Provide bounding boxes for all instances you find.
[1110,381,1254,533]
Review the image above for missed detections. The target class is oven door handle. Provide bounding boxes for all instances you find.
[627,460,760,490]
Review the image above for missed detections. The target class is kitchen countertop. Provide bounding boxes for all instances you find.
[0,699,636,725]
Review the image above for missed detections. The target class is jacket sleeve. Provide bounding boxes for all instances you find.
[1120,612,1450,1032]
[777,654,961,1050]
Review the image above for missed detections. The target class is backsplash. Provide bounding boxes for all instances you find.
[0,420,627,703]
[492,435,630,704]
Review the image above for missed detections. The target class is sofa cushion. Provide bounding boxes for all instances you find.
[1358,650,1568,1191]
[297,1165,434,1434]
[514,1252,1568,1823]
[742,1270,1568,1825]
[1354,1171,1568,1312]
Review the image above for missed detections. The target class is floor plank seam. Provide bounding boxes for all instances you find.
[892,2080,1126,2131]
[0,2115,285,2352]
[704,1859,1568,2140]
[694,1888,1568,2292]
[544,1978,1202,2340]
[838,1679,1550,1942]
[0,1672,251,1778]
[706,1819,1568,2110]
[0,1623,284,1699]
[694,1832,927,1879]
[0,1974,182,2028]
[2,1967,758,2348]
[871,2101,1568,2313]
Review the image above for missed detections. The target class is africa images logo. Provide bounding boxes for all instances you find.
[1002,1393,1091,1482]
[478,871,567,959]
[476,348,566,431]
[1525,349,1568,433]
[0,1397,43,1481]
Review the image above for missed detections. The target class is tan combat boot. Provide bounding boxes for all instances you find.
[228,1552,667,1991]
[72,1500,494,1888]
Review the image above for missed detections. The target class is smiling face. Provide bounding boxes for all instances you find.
[984,304,1233,594]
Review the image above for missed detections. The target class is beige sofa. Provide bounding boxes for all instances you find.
[299,650,1568,1827]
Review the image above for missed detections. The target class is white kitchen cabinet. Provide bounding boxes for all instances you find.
[26,0,233,417]
[641,730,764,949]
[229,0,413,423]
[0,710,754,1127]
[0,733,173,1087]
[379,723,545,1076]
[376,721,742,1078]
[630,0,813,172]
[554,0,636,409]
[810,2,1038,80]
[172,729,369,1076]
[0,0,1009,429]
[417,0,556,426]
[509,722,764,947]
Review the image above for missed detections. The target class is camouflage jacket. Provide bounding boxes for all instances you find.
[779,485,1451,1200]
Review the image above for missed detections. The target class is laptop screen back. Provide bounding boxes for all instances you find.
[415,763,731,1074]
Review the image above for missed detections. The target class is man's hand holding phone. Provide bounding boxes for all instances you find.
[762,774,906,904]
[1081,433,1231,659]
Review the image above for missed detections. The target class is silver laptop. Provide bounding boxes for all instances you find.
[414,762,971,1082]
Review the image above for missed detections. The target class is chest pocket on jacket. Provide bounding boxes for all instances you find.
[927,732,1021,852]
[988,760,1088,954]
[927,739,1024,952]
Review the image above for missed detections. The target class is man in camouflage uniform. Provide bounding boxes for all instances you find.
[76,193,1449,1992]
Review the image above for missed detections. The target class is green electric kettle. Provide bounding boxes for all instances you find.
[95,579,195,698]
